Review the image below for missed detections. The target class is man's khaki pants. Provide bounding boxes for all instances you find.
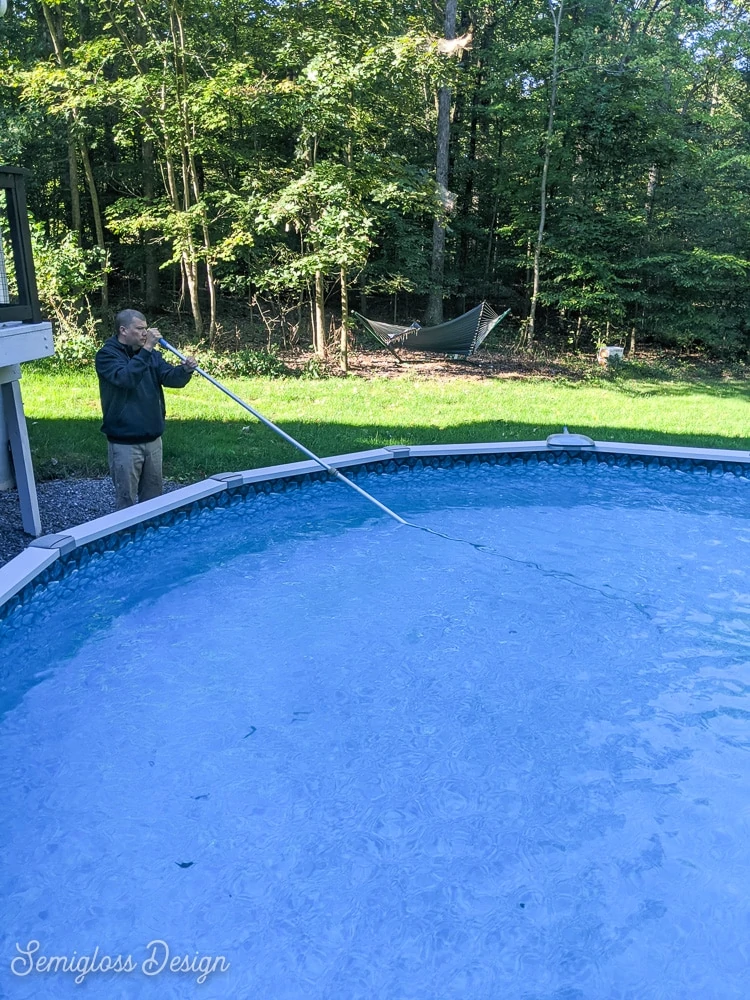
[108,439,163,510]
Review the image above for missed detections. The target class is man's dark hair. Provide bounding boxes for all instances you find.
[115,308,146,335]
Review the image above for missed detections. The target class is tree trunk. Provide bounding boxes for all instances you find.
[340,268,349,373]
[142,137,161,311]
[459,19,495,294]
[205,252,218,340]
[645,163,659,221]
[167,149,202,335]
[182,255,202,336]
[177,143,204,337]
[79,141,108,308]
[527,0,564,348]
[296,292,304,348]
[66,130,81,234]
[314,270,326,357]
[426,0,458,327]
[634,165,659,353]
[459,81,479,290]
[185,135,216,335]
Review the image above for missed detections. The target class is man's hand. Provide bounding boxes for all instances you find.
[182,356,198,372]
[143,327,162,351]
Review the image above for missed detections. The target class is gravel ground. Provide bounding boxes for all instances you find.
[0,478,181,568]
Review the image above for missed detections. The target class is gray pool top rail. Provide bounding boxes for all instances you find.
[1,436,748,617]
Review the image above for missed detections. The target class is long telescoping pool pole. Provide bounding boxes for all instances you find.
[159,339,409,525]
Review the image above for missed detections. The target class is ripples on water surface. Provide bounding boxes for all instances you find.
[1,460,750,999]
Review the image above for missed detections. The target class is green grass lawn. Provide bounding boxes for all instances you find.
[20,363,750,483]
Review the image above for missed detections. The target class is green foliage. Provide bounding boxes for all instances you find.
[298,355,331,380]
[29,223,106,368]
[2,0,750,356]
[48,317,101,369]
[31,223,105,303]
[193,346,293,379]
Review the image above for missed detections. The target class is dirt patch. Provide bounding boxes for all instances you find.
[279,347,595,382]
[275,346,748,383]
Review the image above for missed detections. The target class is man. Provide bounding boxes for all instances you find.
[95,309,198,510]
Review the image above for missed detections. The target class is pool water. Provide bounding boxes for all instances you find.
[2,459,750,998]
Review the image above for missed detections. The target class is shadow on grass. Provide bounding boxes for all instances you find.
[27,416,750,483]
[580,369,750,400]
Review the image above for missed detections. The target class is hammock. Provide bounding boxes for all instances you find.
[352,302,510,358]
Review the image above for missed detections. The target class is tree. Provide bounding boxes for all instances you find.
[526,0,563,348]
[425,0,458,327]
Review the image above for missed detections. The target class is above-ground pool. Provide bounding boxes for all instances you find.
[1,452,750,999]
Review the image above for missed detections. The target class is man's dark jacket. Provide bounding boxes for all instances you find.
[95,336,193,444]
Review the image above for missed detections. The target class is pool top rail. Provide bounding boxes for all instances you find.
[1,437,748,613]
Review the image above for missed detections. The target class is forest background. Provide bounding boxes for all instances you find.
[2,0,750,370]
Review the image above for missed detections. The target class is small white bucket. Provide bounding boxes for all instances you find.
[597,345,625,366]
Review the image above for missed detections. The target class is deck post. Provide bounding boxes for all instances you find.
[0,364,41,536]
